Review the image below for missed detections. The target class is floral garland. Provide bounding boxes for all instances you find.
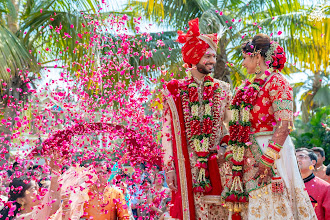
[180,75,222,192]
[224,73,269,206]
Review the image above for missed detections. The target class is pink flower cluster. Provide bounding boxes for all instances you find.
[271,45,286,72]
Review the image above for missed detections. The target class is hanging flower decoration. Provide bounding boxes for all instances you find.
[224,72,270,205]
[180,75,222,192]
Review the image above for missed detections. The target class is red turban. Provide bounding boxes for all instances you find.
[177,18,218,67]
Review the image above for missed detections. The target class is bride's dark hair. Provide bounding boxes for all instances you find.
[241,33,286,71]
[0,176,32,220]
[241,33,271,58]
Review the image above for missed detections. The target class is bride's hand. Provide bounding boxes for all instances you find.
[253,162,272,186]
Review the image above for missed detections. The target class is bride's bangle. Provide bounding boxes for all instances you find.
[51,170,61,177]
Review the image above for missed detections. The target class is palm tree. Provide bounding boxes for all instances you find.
[291,15,330,122]
[125,0,330,121]
[0,0,99,161]
[125,0,314,82]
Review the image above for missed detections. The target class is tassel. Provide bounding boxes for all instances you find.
[197,168,206,183]
[228,203,233,212]
[271,164,284,195]
[271,176,284,195]
[232,212,242,220]
[234,203,240,212]
[231,176,244,192]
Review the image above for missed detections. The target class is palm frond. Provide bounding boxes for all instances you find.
[0,24,37,87]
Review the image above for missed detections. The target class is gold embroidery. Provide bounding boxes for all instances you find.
[253,105,260,113]
[268,74,292,101]
[259,127,269,132]
[203,195,222,204]
[262,97,270,106]
[268,106,274,115]
[163,88,190,220]
[298,207,309,218]
[258,113,266,121]
[274,110,293,121]
[269,90,277,97]
[276,205,288,217]
[272,100,293,111]
[250,206,261,218]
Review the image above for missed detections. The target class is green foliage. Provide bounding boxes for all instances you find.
[291,106,330,164]
[124,0,330,121]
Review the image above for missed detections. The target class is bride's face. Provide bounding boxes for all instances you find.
[242,53,258,74]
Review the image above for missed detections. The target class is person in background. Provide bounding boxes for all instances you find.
[136,178,152,219]
[0,170,9,211]
[27,165,42,183]
[326,164,330,176]
[312,147,330,183]
[151,164,160,184]
[159,198,172,220]
[129,182,141,219]
[38,177,51,197]
[148,173,170,219]
[6,162,19,178]
[116,173,135,220]
[82,162,129,220]
[61,165,70,174]
[6,161,26,181]
[0,154,61,220]
[139,162,151,185]
[151,165,167,188]
[296,148,330,220]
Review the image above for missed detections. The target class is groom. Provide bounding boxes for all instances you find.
[161,18,232,220]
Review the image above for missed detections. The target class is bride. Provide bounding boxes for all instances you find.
[222,33,316,219]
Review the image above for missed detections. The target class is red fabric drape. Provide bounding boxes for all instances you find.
[167,80,196,220]
[166,79,223,219]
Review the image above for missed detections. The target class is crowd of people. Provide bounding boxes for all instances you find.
[0,157,171,220]
[296,147,330,220]
[0,147,329,220]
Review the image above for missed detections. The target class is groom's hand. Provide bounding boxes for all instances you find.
[166,170,178,191]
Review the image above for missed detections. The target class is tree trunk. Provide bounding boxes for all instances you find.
[0,0,20,165]
[0,74,27,165]
[6,0,19,33]
[0,102,14,163]
[302,71,322,123]
[214,39,230,83]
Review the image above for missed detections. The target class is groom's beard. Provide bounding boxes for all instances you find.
[196,63,214,75]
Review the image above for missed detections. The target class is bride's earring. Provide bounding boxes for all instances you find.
[255,61,261,74]
[20,201,25,210]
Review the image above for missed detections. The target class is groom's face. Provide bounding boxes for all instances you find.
[196,48,216,75]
